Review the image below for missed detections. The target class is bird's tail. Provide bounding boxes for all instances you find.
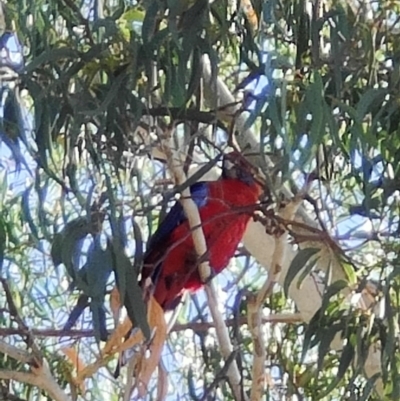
[63,294,89,331]
[90,299,109,342]
[64,295,108,341]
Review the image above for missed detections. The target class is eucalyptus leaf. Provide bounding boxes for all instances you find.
[284,247,320,297]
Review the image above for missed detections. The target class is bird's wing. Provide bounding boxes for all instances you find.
[141,182,209,281]
[144,182,209,256]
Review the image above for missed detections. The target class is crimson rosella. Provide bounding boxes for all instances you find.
[140,152,262,310]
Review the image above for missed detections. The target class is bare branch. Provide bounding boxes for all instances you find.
[0,278,70,401]
[0,340,35,365]
[0,367,70,401]
[0,370,40,388]
[247,294,266,401]
[160,132,246,401]
[173,313,303,332]
[0,313,302,338]
[249,197,303,401]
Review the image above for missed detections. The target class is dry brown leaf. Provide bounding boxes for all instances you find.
[113,326,144,355]
[110,286,121,323]
[75,317,135,384]
[102,316,133,355]
[76,354,115,384]
[62,347,86,393]
[74,295,167,389]
[156,361,169,401]
[137,296,167,397]
[241,0,258,31]
[62,347,85,373]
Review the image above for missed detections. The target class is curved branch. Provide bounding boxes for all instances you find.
[160,132,246,401]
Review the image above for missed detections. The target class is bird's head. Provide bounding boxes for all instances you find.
[221,151,261,187]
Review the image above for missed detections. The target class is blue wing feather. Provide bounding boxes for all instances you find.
[145,182,209,255]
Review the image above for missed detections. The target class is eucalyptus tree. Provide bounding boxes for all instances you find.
[0,0,398,400]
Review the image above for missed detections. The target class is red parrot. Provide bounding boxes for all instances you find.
[114,153,262,378]
[141,152,262,310]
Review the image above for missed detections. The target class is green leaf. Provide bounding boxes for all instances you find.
[356,88,387,122]
[0,217,6,272]
[51,218,91,280]
[321,279,349,314]
[142,0,159,45]
[121,8,146,23]
[185,46,202,104]
[392,368,400,399]
[0,170,8,204]
[301,309,322,362]
[309,71,324,143]
[342,260,357,285]
[50,233,64,267]
[284,248,320,297]
[92,17,119,38]
[296,256,319,290]
[337,342,355,381]
[317,325,339,371]
[267,97,282,142]
[79,237,113,299]
[359,373,380,401]
[132,219,143,276]
[81,70,127,117]
[317,341,354,398]
[112,237,150,340]
[25,47,79,73]
[21,187,40,241]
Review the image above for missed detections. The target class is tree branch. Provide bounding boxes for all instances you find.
[0,370,40,388]
[0,367,70,401]
[249,198,303,401]
[0,340,35,365]
[160,131,246,401]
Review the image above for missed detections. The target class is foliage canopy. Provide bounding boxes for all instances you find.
[0,0,399,400]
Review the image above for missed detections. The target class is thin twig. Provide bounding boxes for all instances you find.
[0,313,303,339]
[250,196,303,401]
[200,350,239,401]
[0,312,302,341]
[0,278,42,366]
